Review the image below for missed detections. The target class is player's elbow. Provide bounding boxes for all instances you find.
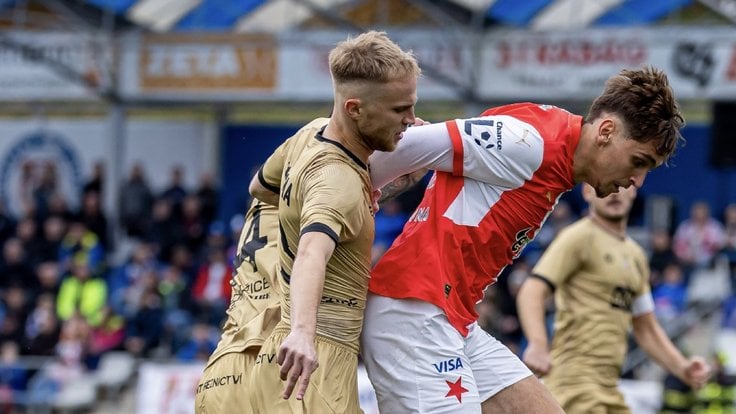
[249,175,279,206]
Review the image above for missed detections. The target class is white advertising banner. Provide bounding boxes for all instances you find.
[6,28,736,102]
[477,28,736,100]
[0,31,110,101]
[119,31,468,101]
[275,31,472,101]
[118,33,280,101]
[135,362,379,414]
[117,28,736,102]
[136,362,204,414]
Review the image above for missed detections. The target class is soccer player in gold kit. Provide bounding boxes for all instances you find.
[247,31,420,413]
[517,184,711,414]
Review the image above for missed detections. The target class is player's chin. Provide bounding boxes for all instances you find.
[378,139,398,152]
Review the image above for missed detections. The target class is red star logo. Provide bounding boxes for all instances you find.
[445,376,469,403]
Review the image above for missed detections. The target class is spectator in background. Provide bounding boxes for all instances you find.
[29,161,59,222]
[649,228,678,288]
[34,261,61,299]
[56,259,107,327]
[203,221,230,268]
[722,291,736,329]
[168,244,196,283]
[146,198,180,262]
[673,201,725,271]
[83,161,104,196]
[0,341,28,410]
[178,194,207,256]
[28,314,89,407]
[87,306,125,368]
[23,293,59,356]
[485,260,532,355]
[721,202,736,274]
[119,163,154,238]
[160,165,187,216]
[195,172,219,227]
[108,242,159,317]
[0,285,31,346]
[175,321,216,362]
[0,238,35,291]
[191,246,231,326]
[46,193,73,222]
[0,199,15,246]
[527,199,577,264]
[158,265,193,352]
[78,191,109,249]
[58,220,104,276]
[14,218,41,269]
[652,263,688,322]
[35,215,66,265]
[115,268,158,320]
[124,290,164,358]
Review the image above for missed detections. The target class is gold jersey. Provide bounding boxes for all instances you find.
[262,125,375,354]
[532,217,651,388]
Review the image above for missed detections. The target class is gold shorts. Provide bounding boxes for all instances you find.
[195,350,257,414]
[547,382,631,414]
[248,328,364,414]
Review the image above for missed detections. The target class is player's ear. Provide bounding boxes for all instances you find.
[597,118,615,146]
[345,99,362,119]
[581,183,596,202]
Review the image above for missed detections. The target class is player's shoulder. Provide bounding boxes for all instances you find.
[554,217,596,243]
[625,236,649,258]
[480,103,572,125]
[286,117,330,151]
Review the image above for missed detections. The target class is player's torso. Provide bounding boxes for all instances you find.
[551,219,649,384]
[371,105,578,334]
[278,139,374,351]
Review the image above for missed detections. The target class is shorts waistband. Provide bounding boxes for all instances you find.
[272,326,359,354]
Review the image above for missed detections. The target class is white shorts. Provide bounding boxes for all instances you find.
[360,294,532,414]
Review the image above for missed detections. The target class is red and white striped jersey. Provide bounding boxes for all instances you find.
[369,103,583,336]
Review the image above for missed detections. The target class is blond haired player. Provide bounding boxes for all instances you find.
[247,31,421,413]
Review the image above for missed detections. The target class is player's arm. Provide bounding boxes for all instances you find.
[278,230,336,400]
[369,122,453,189]
[517,275,555,376]
[632,308,711,389]
[249,132,297,206]
[377,168,429,205]
[369,115,542,190]
[249,168,280,206]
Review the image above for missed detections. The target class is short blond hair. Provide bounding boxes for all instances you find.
[328,31,421,84]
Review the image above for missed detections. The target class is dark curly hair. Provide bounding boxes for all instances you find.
[586,66,685,160]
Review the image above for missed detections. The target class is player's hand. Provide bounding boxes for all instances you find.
[413,117,431,126]
[277,331,319,400]
[522,343,552,377]
[683,356,711,390]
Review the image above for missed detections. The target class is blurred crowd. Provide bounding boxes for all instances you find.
[0,161,734,412]
[0,161,225,409]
